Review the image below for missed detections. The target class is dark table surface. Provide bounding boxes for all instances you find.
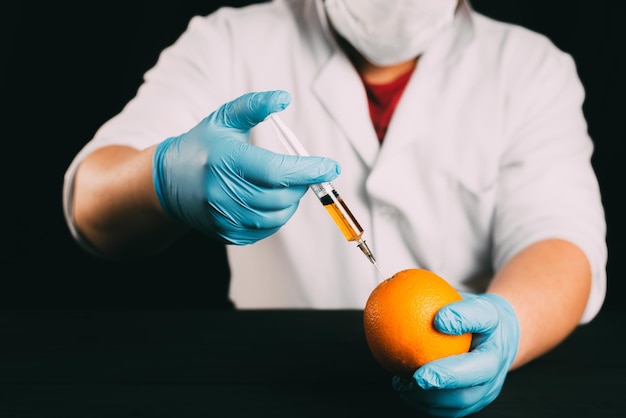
[0,308,622,417]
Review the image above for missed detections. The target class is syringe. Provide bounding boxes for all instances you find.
[267,114,384,280]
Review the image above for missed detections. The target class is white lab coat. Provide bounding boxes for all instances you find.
[63,0,607,321]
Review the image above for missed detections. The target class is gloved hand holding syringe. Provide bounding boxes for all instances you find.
[267,114,385,280]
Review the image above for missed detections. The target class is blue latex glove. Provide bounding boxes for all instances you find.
[392,293,520,418]
[153,90,340,245]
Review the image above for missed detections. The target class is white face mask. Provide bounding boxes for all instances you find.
[324,0,458,66]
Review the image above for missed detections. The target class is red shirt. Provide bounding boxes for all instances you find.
[360,68,415,143]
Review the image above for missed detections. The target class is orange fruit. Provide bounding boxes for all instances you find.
[363,268,472,377]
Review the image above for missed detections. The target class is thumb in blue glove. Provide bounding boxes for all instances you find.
[153,90,340,244]
[392,293,520,418]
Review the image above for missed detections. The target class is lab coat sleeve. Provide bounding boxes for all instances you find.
[492,30,607,323]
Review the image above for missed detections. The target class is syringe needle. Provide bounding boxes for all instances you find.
[357,239,385,280]
[373,263,385,281]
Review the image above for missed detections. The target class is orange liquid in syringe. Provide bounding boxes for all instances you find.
[319,191,364,242]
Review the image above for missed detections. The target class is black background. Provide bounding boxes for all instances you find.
[3,1,624,312]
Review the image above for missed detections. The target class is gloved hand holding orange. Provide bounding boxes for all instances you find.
[363,267,520,417]
[363,268,472,377]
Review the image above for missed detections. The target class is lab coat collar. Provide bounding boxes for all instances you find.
[417,0,475,70]
[312,0,380,167]
[312,53,380,168]
[309,0,476,169]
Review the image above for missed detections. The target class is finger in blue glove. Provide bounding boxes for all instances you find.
[153,90,340,244]
[393,293,520,417]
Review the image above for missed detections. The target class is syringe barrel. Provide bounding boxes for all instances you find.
[268,114,365,242]
[310,182,364,242]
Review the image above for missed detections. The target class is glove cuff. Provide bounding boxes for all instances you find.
[152,136,178,217]
[483,293,520,369]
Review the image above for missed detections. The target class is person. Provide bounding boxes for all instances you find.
[63,0,607,416]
